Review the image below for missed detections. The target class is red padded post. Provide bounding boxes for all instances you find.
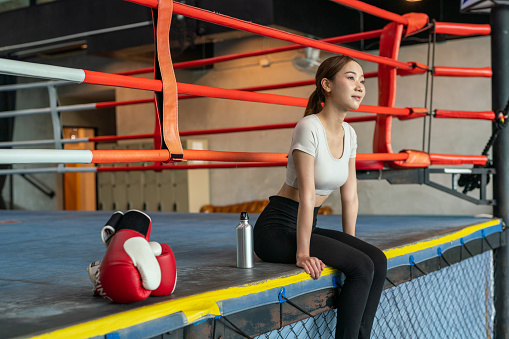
[373,22,404,156]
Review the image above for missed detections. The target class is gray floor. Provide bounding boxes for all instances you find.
[0,210,498,338]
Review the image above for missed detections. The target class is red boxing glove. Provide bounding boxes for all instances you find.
[150,242,177,296]
[88,211,125,298]
[100,210,152,247]
[100,210,124,247]
[92,210,160,303]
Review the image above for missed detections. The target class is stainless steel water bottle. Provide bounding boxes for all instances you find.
[236,211,254,268]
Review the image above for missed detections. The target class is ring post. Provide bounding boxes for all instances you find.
[491,5,509,338]
[47,85,62,150]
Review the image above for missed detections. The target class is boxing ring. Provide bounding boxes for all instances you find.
[0,0,507,338]
[0,210,503,338]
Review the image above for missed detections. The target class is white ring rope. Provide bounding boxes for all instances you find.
[0,149,93,164]
[0,59,85,83]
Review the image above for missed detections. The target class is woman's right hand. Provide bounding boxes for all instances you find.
[296,255,325,280]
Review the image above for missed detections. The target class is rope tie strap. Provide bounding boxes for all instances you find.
[278,287,323,339]
[279,295,314,318]
[212,316,218,339]
[385,276,397,287]
[397,61,430,76]
[221,316,253,339]
[332,275,344,289]
[437,247,451,269]
[482,230,495,251]
[461,238,475,258]
[157,0,183,159]
[409,255,427,276]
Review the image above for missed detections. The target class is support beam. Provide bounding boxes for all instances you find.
[491,5,509,338]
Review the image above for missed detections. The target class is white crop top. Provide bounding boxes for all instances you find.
[285,114,357,195]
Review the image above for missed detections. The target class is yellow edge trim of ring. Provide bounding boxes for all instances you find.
[31,268,337,339]
[383,219,500,259]
[31,219,500,339]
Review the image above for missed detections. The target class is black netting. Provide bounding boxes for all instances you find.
[256,251,494,339]
[258,309,336,339]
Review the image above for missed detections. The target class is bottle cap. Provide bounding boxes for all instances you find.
[240,212,249,221]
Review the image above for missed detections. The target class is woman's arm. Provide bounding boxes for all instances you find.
[293,150,325,279]
[340,157,358,236]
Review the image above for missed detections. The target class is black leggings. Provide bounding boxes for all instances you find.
[254,196,387,339]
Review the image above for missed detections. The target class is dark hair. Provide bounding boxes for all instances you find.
[304,55,357,116]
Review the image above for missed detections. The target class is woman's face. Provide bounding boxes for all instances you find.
[322,60,365,112]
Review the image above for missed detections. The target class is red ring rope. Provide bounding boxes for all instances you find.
[95,98,153,109]
[429,154,487,166]
[97,162,288,172]
[179,116,376,137]
[82,1,493,168]
[434,66,492,77]
[170,2,411,70]
[87,149,486,166]
[115,30,384,76]
[89,134,155,143]
[434,110,495,120]
[77,116,376,144]
[329,0,409,25]
[434,22,491,36]
[182,149,288,162]
[92,149,171,163]
[81,70,424,116]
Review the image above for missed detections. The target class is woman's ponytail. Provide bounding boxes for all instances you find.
[304,89,324,116]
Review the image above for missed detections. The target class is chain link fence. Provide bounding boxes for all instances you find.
[255,250,495,339]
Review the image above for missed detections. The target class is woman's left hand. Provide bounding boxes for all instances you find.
[296,255,325,279]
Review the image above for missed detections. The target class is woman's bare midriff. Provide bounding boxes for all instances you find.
[276,183,329,207]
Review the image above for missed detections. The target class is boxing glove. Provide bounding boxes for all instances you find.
[92,210,161,303]
[101,210,153,246]
[100,211,124,247]
[88,211,124,297]
[150,242,177,296]
[88,241,177,299]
